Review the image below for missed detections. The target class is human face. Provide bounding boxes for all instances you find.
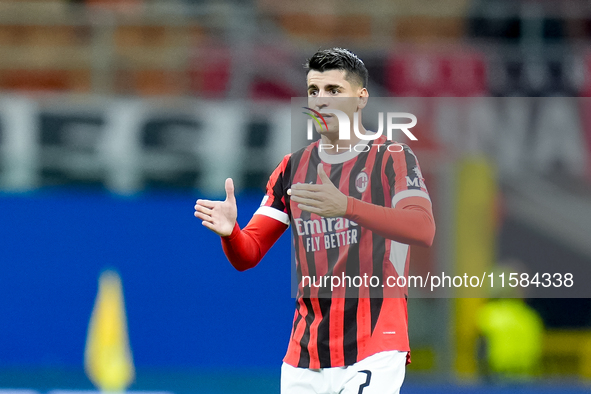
[306,70,368,137]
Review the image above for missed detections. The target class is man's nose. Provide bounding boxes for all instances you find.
[313,92,330,108]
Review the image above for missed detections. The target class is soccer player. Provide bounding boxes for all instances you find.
[194,48,435,394]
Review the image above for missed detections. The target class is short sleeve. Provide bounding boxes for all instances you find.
[384,143,431,208]
[254,154,291,225]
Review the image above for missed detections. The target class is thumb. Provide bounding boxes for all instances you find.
[317,163,332,185]
[225,178,236,203]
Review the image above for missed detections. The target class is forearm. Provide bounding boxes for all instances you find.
[344,196,435,247]
[221,215,287,271]
[221,223,260,271]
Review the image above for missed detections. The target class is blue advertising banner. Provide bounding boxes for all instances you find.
[0,191,293,369]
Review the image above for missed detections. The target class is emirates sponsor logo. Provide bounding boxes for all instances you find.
[294,217,360,252]
[294,217,358,236]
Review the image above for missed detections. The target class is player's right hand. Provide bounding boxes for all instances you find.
[194,178,237,237]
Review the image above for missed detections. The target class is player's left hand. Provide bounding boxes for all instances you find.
[288,163,348,217]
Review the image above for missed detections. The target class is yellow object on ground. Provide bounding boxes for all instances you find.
[85,270,135,391]
[477,298,543,378]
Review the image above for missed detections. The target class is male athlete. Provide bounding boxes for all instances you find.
[194,48,435,394]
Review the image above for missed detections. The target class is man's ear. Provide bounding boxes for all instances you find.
[357,88,369,110]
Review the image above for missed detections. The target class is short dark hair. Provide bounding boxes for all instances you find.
[305,48,368,88]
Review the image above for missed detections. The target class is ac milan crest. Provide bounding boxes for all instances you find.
[355,172,368,193]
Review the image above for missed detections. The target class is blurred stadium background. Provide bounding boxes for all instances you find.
[1,0,591,393]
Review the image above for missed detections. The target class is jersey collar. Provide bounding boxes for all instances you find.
[317,138,371,164]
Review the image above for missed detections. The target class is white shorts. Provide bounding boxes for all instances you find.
[280,350,407,394]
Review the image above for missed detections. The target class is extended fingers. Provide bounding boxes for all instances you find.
[290,188,324,201]
[201,220,216,231]
[291,183,324,192]
[296,203,322,215]
[194,203,213,216]
[196,199,216,209]
[291,197,325,215]
[194,210,212,222]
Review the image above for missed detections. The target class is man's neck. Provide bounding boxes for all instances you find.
[320,124,368,155]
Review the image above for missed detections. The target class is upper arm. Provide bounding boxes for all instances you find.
[254,154,291,226]
[384,144,431,209]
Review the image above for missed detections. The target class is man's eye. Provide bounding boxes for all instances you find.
[309,90,318,96]
[330,89,339,95]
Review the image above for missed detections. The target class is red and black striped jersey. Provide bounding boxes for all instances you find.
[255,135,431,369]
